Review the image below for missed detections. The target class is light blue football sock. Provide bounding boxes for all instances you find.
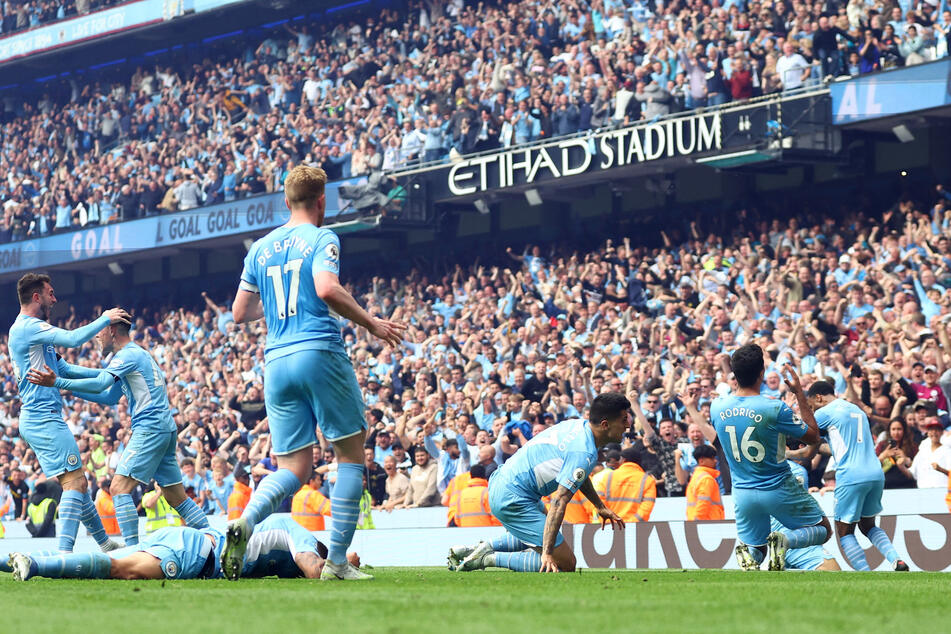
[785,524,828,549]
[57,490,84,552]
[80,492,110,546]
[113,493,140,546]
[33,552,112,578]
[174,497,208,529]
[491,533,530,552]
[493,551,542,572]
[328,462,363,565]
[866,526,899,564]
[840,534,871,571]
[241,468,300,527]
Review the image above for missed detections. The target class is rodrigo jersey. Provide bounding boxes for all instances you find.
[105,343,176,433]
[241,516,323,578]
[240,224,344,363]
[712,395,809,490]
[8,314,108,418]
[491,419,598,500]
[815,398,883,485]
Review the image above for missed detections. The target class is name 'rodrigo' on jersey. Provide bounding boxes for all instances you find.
[712,395,810,490]
[240,224,344,362]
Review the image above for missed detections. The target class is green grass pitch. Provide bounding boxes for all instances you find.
[2,568,946,633]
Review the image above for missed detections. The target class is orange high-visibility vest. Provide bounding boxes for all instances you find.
[227,480,252,521]
[565,489,593,523]
[945,472,951,513]
[95,489,120,536]
[597,462,656,522]
[686,466,724,520]
[454,478,500,527]
[291,484,332,530]
[444,472,472,525]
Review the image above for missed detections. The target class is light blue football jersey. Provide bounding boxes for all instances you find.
[8,314,108,417]
[815,398,883,485]
[240,224,344,362]
[712,395,810,490]
[241,516,320,578]
[104,343,176,433]
[492,418,599,500]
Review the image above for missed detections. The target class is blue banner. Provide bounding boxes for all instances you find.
[831,59,951,124]
[0,178,363,275]
[0,0,244,63]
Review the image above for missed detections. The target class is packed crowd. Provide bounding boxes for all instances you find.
[3,0,950,243]
[1,178,951,525]
[0,0,118,37]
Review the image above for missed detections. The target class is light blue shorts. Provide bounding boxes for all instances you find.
[734,474,824,546]
[488,477,564,549]
[785,545,831,570]
[117,430,182,487]
[19,414,81,477]
[264,349,366,453]
[833,479,884,523]
[139,526,225,579]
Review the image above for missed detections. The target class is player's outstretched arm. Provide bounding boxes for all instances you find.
[34,308,130,348]
[232,290,264,323]
[71,385,123,406]
[578,477,625,531]
[55,357,102,380]
[314,270,405,347]
[27,364,120,403]
[781,364,821,445]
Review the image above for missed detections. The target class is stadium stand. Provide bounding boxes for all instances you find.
[2,0,950,242]
[2,177,951,523]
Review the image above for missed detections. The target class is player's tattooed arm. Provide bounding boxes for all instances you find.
[295,552,323,579]
[541,486,572,565]
[578,476,606,512]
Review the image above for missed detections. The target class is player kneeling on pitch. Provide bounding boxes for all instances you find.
[449,392,628,573]
[8,516,360,581]
[712,344,832,571]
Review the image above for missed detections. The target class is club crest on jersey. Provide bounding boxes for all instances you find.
[573,468,586,483]
[164,561,178,577]
[67,454,79,466]
[325,244,339,261]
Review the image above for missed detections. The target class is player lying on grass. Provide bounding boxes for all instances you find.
[449,392,628,573]
[7,516,360,581]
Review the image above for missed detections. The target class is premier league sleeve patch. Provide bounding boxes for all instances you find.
[163,560,179,578]
[573,467,587,483]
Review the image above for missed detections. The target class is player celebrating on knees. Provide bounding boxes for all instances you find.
[27,319,209,546]
[225,165,404,581]
[711,344,832,571]
[450,392,628,574]
[8,273,129,553]
[805,380,909,571]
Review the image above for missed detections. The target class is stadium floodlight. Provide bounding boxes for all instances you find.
[891,124,914,143]
[107,262,124,275]
[243,238,254,251]
[524,188,543,206]
[474,199,490,215]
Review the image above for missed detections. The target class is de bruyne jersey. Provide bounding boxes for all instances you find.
[240,224,344,363]
[712,394,810,490]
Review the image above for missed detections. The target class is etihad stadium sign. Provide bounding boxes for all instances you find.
[447,112,721,196]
